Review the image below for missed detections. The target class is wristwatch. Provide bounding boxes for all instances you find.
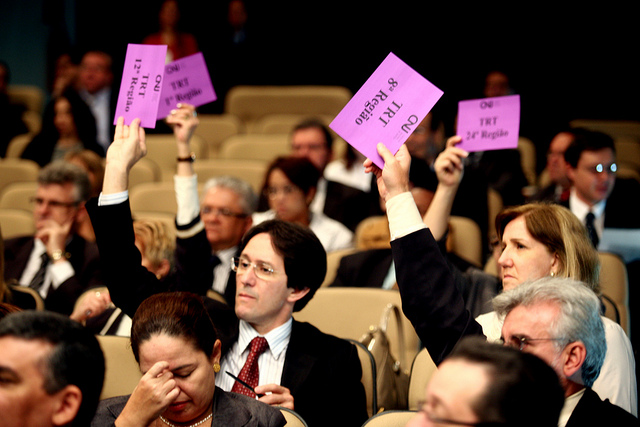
[177,152,196,162]
[50,249,70,261]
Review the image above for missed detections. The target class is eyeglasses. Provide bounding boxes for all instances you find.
[581,162,617,175]
[291,142,327,152]
[263,185,300,199]
[499,335,567,351]
[201,206,247,218]
[30,197,79,209]
[231,257,279,280]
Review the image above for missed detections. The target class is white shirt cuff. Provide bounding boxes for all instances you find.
[174,174,200,226]
[98,190,129,206]
[386,192,427,241]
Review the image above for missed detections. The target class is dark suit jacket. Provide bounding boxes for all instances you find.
[566,388,638,426]
[92,387,287,427]
[3,234,104,315]
[86,198,368,427]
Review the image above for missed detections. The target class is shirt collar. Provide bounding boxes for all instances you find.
[569,188,606,220]
[237,318,292,360]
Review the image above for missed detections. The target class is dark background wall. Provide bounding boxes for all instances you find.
[2,1,638,152]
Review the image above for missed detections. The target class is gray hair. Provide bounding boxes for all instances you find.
[37,160,92,203]
[202,175,257,215]
[493,276,606,388]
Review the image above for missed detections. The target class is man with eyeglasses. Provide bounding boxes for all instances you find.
[494,277,638,426]
[3,160,104,314]
[407,336,565,427]
[88,110,368,427]
[562,128,640,248]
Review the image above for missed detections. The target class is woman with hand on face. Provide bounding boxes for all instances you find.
[91,292,286,427]
[253,156,354,253]
[366,136,637,416]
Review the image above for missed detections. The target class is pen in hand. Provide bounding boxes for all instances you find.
[226,371,265,398]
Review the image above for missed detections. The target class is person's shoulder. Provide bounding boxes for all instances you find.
[291,320,356,353]
[575,388,638,424]
[216,388,286,426]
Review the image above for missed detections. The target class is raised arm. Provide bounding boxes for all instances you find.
[366,142,484,364]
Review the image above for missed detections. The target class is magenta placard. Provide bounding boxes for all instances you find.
[456,95,521,152]
[113,44,168,128]
[156,52,217,119]
[329,52,443,168]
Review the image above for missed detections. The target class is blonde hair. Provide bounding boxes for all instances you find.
[496,203,600,294]
[133,219,176,270]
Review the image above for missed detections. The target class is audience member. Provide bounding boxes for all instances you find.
[290,118,383,231]
[64,149,105,198]
[0,60,29,157]
[91,292,286,427]
[364,139,637,414]
[0,310,105,427]
[562,128,640,247]
[3,160,104,315]
[142,0,199,63]
[530,128,579,203]
[76,50,116,152]
[21,88,104,167]
[48,51,81,98]
[254,156,354,252]
[407,336,565,427]
[88,115,368,427]
[495,277,638,425]
[72,218,176,336]
[404,113,446,166]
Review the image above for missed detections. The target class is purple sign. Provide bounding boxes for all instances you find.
[330,52,443,168]
[156,52,217,119]
[456,95,521,152]
[113,44,167,128]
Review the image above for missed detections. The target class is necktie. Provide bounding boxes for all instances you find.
[231,337,269,398]
[28,252,50,291]
[585,212,599,248]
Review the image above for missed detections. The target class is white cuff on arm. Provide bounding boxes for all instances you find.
[98,190,129,206]
[174,174,200,226]
[386,192,427,241]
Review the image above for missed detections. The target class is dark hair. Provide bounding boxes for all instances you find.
[449,336,564,426]
[0,311,105,427]
[264,156,320,195]
[130,292,219,363]
[564,128,615,168]
[292,118,334,151]
[240,219,326,311]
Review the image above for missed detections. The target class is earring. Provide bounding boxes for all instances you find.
[550,271,555,277]
[213,363,221,373]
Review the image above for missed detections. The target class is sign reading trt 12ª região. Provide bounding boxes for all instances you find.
[455,94,520,152]
[330,52,444,168]
[114,44,167,128]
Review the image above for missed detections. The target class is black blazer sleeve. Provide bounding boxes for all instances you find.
[390,228,485,365]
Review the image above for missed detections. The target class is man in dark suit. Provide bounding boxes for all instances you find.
[89,111,368,427]
[3,160,103,315]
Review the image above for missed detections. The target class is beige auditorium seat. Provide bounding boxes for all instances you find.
[7,84,45,114]
[0,158,40,195]
[361,410,418,427]
[447,216,483,268]
[129,182,177,216]
[407,348,438,410]
[278,408,309,427]
[4,133,32,158]
[569,119,640,141]
[193,158,268,194]
[349,339,378,417]
[129,157,163,188]
[194,113,244,157]
[218,134,292,163]
[0,181,38,212]
[322,247,358,287]
[0,208,35,238]
[598,252,631,335]
[293,287,419,370]
[248,113,335,134]
[354,216,390,250]
[224,85,352,130]
[144,134,208,181]
[96,334,142,400]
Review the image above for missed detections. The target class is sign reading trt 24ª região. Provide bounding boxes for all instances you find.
[456,94,520,152]
[330,52,444,168]
[114,44,167,128]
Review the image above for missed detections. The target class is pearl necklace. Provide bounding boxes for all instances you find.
[159,412,213,427]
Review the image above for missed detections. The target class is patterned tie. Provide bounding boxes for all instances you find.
[231,337,269,398]
[28,252,50,291]
[585,212,599,248]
